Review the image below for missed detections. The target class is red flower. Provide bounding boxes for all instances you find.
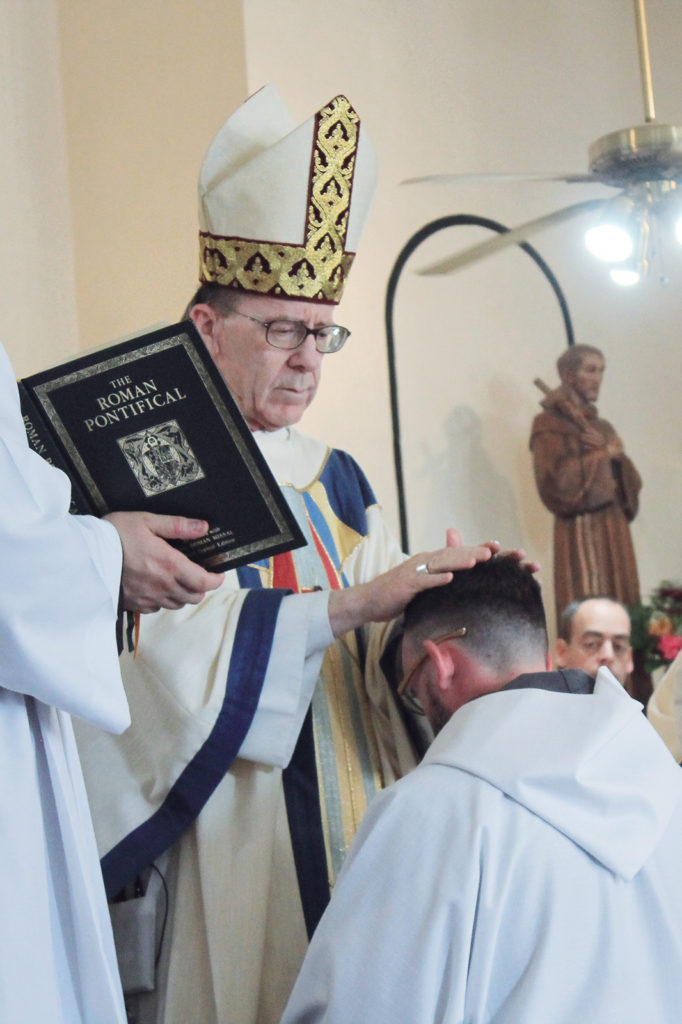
[657,634,682,662]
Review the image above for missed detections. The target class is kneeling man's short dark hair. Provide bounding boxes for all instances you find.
[404,556,548,677]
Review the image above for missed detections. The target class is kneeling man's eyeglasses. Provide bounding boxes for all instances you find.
[398,627,468,715]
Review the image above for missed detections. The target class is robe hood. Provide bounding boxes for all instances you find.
[423,667,682,881]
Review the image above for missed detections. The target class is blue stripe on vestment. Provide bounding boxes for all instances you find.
[318,450,375,537]
[237,563,265,587]
[302,490,341,567]
[101,588,287,899]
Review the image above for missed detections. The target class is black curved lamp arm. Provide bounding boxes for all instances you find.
[384,214,574,552]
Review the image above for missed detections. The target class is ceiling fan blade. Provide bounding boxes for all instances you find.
[416,199,606,276]
[402,171,602,186]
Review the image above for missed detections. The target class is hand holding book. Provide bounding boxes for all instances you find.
[105,511,225,612]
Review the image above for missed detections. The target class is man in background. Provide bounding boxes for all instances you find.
[0,339,222,1023]
[530,344,641,625]
[282,556,682,1023]
[555,595,633,688]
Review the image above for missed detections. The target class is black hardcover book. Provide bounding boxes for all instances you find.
[19,321,305,571]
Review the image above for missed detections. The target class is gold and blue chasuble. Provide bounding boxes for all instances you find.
[237,449,392,933]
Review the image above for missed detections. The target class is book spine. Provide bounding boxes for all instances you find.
[18,380,94,516]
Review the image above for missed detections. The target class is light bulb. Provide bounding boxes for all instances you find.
[675,215,682,245]
[585,223,634,262]
[610,266,640,286]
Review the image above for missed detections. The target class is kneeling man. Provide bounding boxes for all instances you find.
[282,557,682,1023]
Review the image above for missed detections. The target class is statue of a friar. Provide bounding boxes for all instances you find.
[530,343,642,624]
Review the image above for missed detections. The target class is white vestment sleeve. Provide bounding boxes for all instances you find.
[0,343,128,1022]
[238,589,333,765]
[0,343,127,733]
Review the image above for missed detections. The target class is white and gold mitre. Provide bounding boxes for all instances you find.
[198,85,377,304]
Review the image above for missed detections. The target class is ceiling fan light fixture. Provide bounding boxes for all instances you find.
[399,2,682,286]
[608,209,650,286]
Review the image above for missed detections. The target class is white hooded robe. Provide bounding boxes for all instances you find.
[283,668,682,1023]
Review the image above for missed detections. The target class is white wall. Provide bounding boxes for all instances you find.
[243,0,682,630]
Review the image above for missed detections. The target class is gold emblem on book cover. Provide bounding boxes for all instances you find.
[118,421,205,497]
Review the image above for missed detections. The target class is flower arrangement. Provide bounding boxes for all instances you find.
[629,582,682,674]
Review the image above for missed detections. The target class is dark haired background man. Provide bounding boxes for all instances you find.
[282,557,682,1024]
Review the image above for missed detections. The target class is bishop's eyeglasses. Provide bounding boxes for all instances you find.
[229,308,350,354]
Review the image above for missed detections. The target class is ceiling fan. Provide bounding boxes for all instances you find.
[405,0,682,284]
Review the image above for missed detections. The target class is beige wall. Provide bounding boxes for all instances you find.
[0,0,246,375]
[2,0,680,633]
[0,0,78,374]
[57,0,247,349]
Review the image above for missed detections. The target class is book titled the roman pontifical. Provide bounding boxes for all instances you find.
[19,320,305,571]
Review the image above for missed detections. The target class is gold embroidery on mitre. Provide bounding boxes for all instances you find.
[199,96,361,303]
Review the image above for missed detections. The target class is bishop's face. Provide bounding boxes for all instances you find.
[194,294,333,432]
[568,352,606,405]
